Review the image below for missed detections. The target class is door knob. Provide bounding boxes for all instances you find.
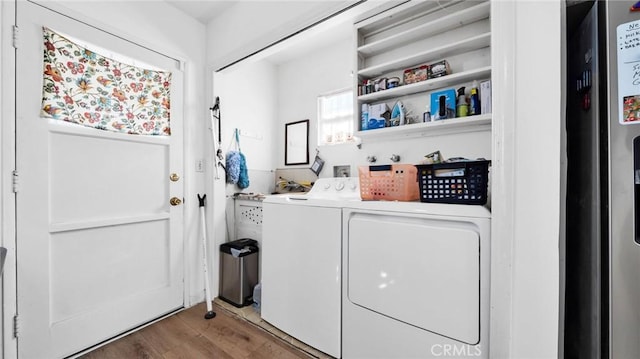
[169,173,180,182]
[170,197,182,206]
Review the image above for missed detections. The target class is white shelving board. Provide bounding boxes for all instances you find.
[356,113,491,139]
[357,1,490,56]
[358,66,491,103]
[358,32,491,78]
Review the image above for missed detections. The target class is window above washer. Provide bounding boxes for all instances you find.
[317,88,353,146]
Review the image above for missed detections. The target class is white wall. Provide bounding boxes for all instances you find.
[275,36,352,171]
[276,35,491,179]
[216,60,278,196]
[213,59,278,263]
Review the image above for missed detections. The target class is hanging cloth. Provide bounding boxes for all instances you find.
[226,129,250,189]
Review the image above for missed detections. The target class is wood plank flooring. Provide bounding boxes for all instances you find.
[79,302,313,359]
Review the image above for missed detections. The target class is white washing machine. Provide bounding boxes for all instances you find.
[262,177,360,358]
[342,201,491,359]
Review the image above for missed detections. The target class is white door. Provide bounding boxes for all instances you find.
[15,2,184,358]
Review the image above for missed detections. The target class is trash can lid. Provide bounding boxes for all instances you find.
[220,238,259,255]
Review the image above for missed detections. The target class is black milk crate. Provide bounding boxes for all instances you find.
[416,160,490,205]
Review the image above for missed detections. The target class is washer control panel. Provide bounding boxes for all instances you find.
[309,177,360,199]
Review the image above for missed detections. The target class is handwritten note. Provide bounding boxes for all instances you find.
[618,20,640,124]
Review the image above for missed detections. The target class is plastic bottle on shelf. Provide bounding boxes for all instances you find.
[366,80,374,94]
[470,80,480,115]
[423,103,431,122]
[361,104,369,131]
[456,86,468,117]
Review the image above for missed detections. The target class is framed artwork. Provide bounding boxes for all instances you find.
[285,119,309,165]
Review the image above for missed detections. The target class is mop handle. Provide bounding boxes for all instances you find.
[198,194,214,314]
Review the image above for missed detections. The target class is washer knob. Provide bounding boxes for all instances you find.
[335,181,345,191]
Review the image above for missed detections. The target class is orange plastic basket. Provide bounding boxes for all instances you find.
[358,164,419,201]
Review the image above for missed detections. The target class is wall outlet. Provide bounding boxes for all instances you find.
[196,159,205,172]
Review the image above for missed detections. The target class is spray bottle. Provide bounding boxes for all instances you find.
[456,86,468,117]
[470,80,480,115]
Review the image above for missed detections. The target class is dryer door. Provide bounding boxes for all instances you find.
[347,211,481,344]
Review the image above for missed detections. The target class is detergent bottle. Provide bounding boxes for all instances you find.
[456,86,468,117]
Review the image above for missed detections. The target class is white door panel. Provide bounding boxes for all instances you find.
[50,220,171,323]
[49,128,170,223]
[16,2,184,357]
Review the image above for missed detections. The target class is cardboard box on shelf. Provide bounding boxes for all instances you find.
[428,60,451,79]
[367,102,389,129]
[480,80,492,114]
[403,65,429,84]
[430,89,456,120]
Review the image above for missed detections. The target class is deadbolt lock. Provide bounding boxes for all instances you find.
[170,197,182,206]
[169,173,180,182]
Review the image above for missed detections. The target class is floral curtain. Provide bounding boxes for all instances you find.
[41,27,172,135]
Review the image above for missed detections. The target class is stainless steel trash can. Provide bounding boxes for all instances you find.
[219,238,259,307]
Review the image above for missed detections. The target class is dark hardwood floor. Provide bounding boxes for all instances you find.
[79,302,312,359]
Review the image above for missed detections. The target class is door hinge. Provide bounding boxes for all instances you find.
[12,25,19,49]
[13,314,19,338]
[12,170,19,193]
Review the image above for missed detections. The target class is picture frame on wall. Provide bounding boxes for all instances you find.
[285,119,309,165]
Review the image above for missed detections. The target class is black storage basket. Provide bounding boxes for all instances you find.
[416,160,490,205]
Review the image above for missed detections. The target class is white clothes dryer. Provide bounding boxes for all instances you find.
[342,201,491,359]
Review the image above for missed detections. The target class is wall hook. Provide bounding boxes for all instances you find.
[354,136,362,149]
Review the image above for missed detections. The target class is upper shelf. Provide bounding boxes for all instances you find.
[357,66,491,103]
[357,1,491,57]
[358,32,491,79]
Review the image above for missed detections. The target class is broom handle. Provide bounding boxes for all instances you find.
[199,195,213,313]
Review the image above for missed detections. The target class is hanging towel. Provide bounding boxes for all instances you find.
[238,152,249,189]
[226,150,241,184]
[226,129,249,189]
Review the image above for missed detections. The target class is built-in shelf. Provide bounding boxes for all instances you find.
[356,113,492,139]
[357,1,491,56]
[353,0,492,141]
[358,32,491,79]
[357,66,491,103]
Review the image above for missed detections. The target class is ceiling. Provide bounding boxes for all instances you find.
[164,0,236,24]
[164,0,356,65]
